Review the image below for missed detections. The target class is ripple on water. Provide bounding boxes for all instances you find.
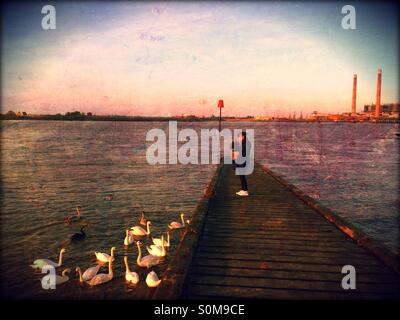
[0,120,398,298]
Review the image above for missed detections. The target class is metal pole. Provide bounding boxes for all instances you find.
[219,107,222,132]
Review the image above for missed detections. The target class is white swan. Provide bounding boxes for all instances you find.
[168,213,185,230]
[146,271,162,288]
[41,268,70,287]
[147,235,167,257]
[136,241,161,269]
[95,247,116,263]
[124,256,139,285]
[131,220,151,236]
[152,232,170,247]
[76,265,100,282]
[124,230,134,246]
[55,268,70,285]
[31,248,66,270]
[87,258,113,286]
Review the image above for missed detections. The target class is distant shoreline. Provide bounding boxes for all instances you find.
[0,114,219,122]
[1,113,399,123]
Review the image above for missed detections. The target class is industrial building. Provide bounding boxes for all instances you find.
[364,103,400,117]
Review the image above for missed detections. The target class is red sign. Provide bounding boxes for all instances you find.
[218,100,224,108]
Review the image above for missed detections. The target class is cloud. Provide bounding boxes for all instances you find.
[2,3,365,116]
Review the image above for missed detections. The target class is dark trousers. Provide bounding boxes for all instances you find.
[239,175,248,191]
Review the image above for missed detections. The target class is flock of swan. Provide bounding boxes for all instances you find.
[31,210,188,290]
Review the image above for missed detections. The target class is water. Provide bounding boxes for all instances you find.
[0,120,217,299]
[0,120,398,299]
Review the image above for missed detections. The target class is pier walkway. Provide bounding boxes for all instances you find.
[154,163,399,300]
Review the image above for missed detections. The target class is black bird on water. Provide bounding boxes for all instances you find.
[71,226,86,241]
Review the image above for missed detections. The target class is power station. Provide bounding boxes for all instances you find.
[350,68,398,119]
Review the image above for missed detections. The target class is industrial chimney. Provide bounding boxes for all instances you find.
[375,69,382,117]
[351,74,357,114]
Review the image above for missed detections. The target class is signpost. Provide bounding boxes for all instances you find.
[218,99,224,132]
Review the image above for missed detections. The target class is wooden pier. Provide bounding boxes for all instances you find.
[153,163,399,300]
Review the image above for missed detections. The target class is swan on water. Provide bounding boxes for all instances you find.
[146,271,161,288]
[75,265,100,282]
[168,213,185,230]
[31,248,66,270]
[152,232,170,247]
[95,247,116,263]
[87,258,113,286]
[41,267,70,287]
[55,268,70,285]
[131,220,151,236]
[147,235,166,257]
[124,229,134,246]
[136,241,161,268]
[124,256,139,285]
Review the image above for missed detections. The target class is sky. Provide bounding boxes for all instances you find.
[1,1,399,117]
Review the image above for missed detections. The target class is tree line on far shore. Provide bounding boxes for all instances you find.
[0,110,229,122]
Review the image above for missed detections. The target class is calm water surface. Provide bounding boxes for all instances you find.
[0,120,398,299]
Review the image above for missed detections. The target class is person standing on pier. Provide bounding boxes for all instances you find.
[232,131,251,196]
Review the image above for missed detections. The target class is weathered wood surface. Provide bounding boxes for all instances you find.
[180,164,400,300]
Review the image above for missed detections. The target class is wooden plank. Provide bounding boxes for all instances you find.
[197,239,366,251]
[189,266,398,284]
[200,233,360,244]
[191,257,393,276]
[197,244,373,260]
[204,219,335,226]
[199,236,370,254]
[193,252,385,269]
[203,219,339,228]
[198,242,371,257]
[188,274,399,294]
[207,215,330,222]
[204,217,336,226]
[185,284,396,300]
[209,212,326,218]
[201,231,349,241]
[202,227,349,239]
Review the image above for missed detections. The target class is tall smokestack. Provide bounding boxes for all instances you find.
[351,74,357,114]
[375,69,382,117]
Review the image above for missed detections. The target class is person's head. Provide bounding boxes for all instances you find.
[241,131,247,141]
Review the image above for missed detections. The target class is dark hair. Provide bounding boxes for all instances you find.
[241,131,247,138]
